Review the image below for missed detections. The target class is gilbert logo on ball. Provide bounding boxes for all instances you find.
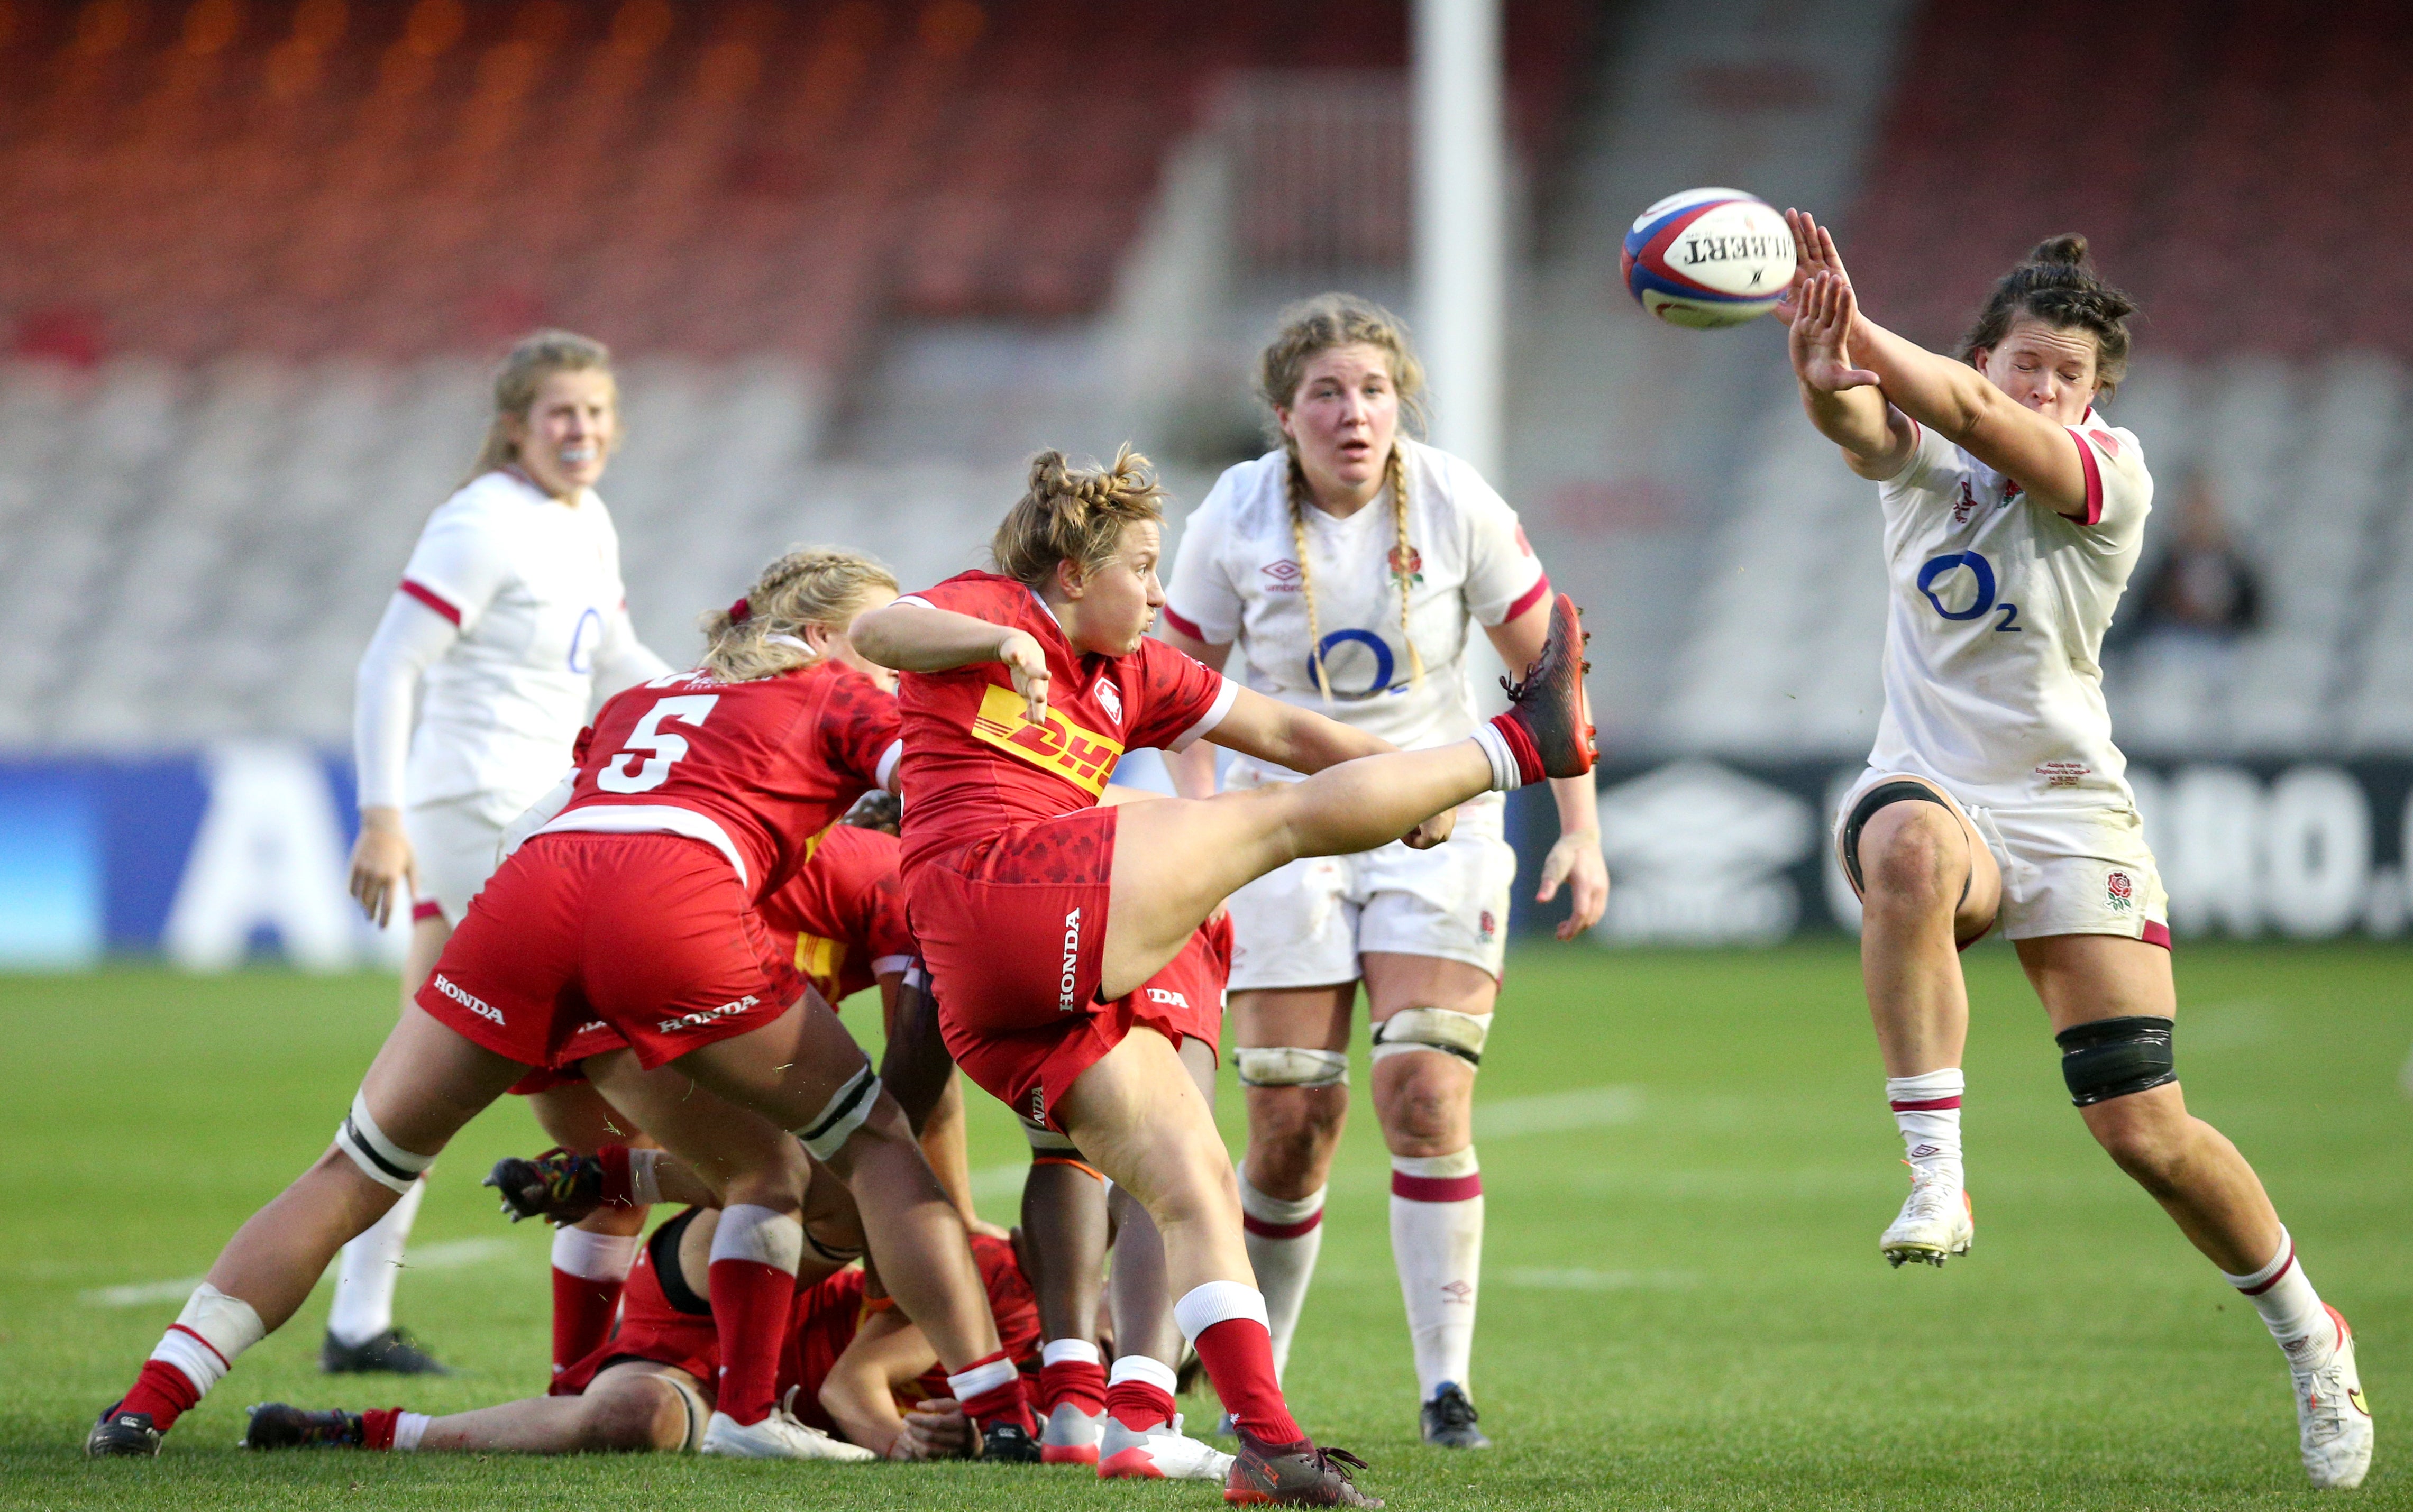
[1621,189,1792,328]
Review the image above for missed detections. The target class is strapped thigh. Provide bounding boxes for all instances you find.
[1841,780,1972,908]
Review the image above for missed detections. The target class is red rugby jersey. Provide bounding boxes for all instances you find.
[779,1231,1041,1432]
[758,823,913,1006]
[892,571,1234,874]
[544,657,901,904]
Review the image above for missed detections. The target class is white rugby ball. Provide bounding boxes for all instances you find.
[1621,189,1793,328]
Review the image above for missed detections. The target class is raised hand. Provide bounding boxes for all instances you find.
[1790,271,1881,394]
[1771,207,1854,326]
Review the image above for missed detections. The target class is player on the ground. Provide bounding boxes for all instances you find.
[1778,213,2370,1490]
[848,445,1594,1506]
[339,330,669,1375]
[89,550,1039,1465]
[1159,294,1609,1448]
[242,1206,1039,1461]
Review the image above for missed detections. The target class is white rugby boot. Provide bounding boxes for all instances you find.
[700,1407,876,1461]
[2289,1305,2373,1489]
[1880,1171,1973,1268]
[1040,1400,1103,1465]
[1096,1413,1237,1481]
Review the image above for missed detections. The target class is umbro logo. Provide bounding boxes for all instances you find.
[1261,560,1303,592]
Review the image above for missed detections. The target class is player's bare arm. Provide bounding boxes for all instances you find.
[1777,213,1912,478]
[851,602,1052,723]
[1483,595,1609,937]
[816,1308,936,1458]
[1790,209,2094,515]
[1156,624,1231,800]
[345,806,417,928]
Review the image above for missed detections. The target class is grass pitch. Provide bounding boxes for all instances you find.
[1,940,2406,1510]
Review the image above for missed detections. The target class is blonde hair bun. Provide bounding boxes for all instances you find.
[698,547,899,682]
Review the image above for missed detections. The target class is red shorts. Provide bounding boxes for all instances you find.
[918,811,1229,1130]
[552,1212,718,1397]
[419,832,801,1074]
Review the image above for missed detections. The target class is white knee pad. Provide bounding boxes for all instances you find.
[1369,1008,1491,1069]
[792,1066,881,1161]
[1235,1047,1349,1089]
[334,1092,436,1194]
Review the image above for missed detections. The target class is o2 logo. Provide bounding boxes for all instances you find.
[1304,628,1404,700]
[566,606,605,673]
[1916,552,2021,633]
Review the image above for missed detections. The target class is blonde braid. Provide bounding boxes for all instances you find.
[1284,443,1332,704]
[1384,441,1425,689]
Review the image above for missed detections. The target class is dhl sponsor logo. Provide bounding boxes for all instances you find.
[795,931,847,990]
[970,682,1122,795]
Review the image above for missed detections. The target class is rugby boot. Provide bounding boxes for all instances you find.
[1040,1400,1104,1465]
[2290,1305,2373,1489]
[1880,1172,1972,1268]
[1496,594,1596,780]
[484,1148,604,1225]
[1098,1413,1237,1481]
[321,1326,448,1375]
[980,1417,1046,1462]
[84,1405,162,1458]
[242,1403,363,1450]
[1224,1430,1381,1507]
[699,1407,876,1461]
[1419,1383,1491,1449]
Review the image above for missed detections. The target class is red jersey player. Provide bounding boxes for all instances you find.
[852,446,1594,1505]
[242,1211,1041,1462]
[92,550,1041,1465]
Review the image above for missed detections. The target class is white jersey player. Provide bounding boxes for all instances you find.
[338,331,669,1376]
[1782,214,2368,1489]
[1161,294,1608,1449]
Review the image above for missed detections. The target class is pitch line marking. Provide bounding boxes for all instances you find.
[82,1237,522,1306]
[1475,1084,1645,1137]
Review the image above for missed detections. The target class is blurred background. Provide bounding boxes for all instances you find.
[0,0,2407,968]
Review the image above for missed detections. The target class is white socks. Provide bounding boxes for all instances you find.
[551,1225,641,1283]
[392,1412,432,1451]
[1886,1070,1964,1188]
[150,1283,266,1397]
[2223,1227,2335,1362]
[1469,724,1523,793]
[328,1174,425,1346]
[1238,1174,1324,1382]
[1043,1337,1102,1369]
[1390,1148,1484,1403]
[709,1203,804,1273]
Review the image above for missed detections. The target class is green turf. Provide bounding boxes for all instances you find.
[2,940,2407,1509]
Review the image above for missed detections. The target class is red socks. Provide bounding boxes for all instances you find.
[1107,1378,1176,1434]
[360,1407,401,1450]
[550,1267,622,1377]
[1486,711,1546,785]
[1193,1319,1304,1446]
[118,1358,200,1431]
[1039,1358,1107,1418]
[948,1349,1037,1435]
[706,1203,805,1426]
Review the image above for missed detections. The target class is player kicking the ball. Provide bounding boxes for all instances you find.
[1779,213,2370,1490]
[850,446,1593,1505]
[1160,294,1610,1449]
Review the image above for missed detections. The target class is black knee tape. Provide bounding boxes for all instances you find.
[2054,1015,2176,1106]
[1841,781,1970,907]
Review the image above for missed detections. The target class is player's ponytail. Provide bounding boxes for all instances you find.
[466,328,617,488]
[1959,234,2138,396]
[990,445,1168,591]
[1258,294,1432,700]
[699,547,899,683]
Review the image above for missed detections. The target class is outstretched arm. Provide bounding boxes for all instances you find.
[1789,210,2092,516]
[851,602,1052,723]
[1483,597,1609,939]
[1774,213,1911,479]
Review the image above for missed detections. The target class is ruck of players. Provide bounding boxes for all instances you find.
[83,212,2371,1502]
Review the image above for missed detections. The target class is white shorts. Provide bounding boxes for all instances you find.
[1834,768,2171,946]
[403,796,509,925]
[1224,790,1518,989]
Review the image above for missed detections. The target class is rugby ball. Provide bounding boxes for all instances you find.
[1621,189,1793,328]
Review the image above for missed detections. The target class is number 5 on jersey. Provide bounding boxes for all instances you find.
[597,695,720,793]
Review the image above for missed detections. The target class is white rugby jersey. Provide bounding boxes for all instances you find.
[1866,408,2153,809]
[356,468,661,818]
[1164,438,1548,771]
